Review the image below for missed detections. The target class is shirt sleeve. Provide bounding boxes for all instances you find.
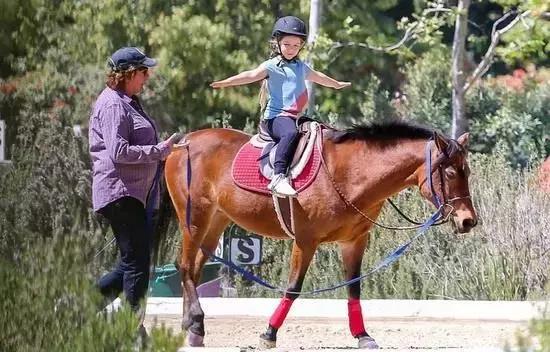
[302,61,313,79]
[260,58,277,76]
[99,104,171,164]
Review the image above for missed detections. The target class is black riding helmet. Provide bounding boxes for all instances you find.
[271,16,307,62]
[272,16,308,39]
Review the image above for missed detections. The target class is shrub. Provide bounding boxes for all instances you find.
[468,80,549,167]
[401,47,452,131]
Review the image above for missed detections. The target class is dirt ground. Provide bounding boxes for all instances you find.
[144,315,528,350]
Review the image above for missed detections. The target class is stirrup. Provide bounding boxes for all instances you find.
[269,174,297,197]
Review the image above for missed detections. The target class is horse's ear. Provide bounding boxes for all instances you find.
[433,132,448,152]
[457,132,470,147]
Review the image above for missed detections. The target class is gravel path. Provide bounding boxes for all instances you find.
[144,315,528,351]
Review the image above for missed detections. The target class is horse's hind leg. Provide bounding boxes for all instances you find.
[260,240,318,348]
[339,233,379,349]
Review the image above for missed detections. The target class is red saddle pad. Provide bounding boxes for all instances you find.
[231,142,322,195]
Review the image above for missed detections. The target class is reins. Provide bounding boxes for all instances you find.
[317,136,456,230]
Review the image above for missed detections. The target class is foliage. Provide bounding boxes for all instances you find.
[0,233,185,352]
[506,308,550,351]
[468,74,550,166]
[493,0,550,66]
[401,47,452,131]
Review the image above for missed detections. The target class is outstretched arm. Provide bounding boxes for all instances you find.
[307,69,351,89]
[210,65,268,88]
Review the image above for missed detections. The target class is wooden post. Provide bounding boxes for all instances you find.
[451,0,470,139]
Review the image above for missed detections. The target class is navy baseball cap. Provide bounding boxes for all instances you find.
[108,47,157,71]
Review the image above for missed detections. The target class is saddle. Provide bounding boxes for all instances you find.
[232,118,324,239]
[250,119,320,180]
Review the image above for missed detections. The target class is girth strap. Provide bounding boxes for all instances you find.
[272,195,296,239]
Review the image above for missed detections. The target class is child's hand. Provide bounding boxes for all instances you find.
[335,81,351,89]
[210,81,225,89]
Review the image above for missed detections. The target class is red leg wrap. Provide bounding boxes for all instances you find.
[269,297,294,329]
[348,298,366,337]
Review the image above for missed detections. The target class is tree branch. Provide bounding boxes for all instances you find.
[328,23,419,55]
[463,10,532,92]
[328,7,452,55]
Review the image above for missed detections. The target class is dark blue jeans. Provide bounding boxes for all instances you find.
[97,196,151,312]
[265,116,299,175]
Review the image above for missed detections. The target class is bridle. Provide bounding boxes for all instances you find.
[423,134,472,217]
[319,132,471,230]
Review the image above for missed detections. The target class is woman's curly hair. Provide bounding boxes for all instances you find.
[106,67,140,91]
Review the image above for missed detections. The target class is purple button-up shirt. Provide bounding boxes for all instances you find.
[89,87,170,212]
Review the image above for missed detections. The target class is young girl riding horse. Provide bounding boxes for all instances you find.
[211,15,351,197]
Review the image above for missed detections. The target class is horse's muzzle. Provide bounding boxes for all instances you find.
[453,216,477,233]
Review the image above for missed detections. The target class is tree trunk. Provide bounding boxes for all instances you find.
[306,0,321,114]
[451,0,470,139]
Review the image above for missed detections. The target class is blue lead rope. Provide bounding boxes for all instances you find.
[183,140,442,295]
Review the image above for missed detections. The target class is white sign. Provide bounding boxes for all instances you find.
[214,234,224,258]
[230,236,262,265]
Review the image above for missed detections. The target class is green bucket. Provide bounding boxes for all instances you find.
[149,262,221,297]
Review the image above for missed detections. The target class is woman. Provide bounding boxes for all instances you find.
[89,47,180,321]
[211,16,350,197]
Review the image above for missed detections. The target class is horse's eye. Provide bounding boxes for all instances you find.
[445,167,457,179]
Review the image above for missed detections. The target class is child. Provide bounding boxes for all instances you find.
[211,16,351,197]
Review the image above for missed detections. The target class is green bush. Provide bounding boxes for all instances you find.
[401,47,452,131]
[506,308,550,352]
[0,233,185,352]
[468,81,550,167]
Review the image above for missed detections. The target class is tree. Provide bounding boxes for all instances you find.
[306,0,321,113]
[325,0,548,137]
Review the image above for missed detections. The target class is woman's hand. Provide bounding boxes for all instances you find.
[166,132,184,146]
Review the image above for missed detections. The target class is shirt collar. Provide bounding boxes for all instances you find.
[276,56,298,67]
[108,86,133,104]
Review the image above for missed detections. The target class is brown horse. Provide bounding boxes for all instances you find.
[164,121,478,349]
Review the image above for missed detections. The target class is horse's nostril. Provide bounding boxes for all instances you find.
[462,218,477,229]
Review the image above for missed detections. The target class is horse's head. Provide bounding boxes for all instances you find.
[418,132,478,233]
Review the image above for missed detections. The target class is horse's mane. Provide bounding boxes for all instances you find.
[328,120,436,144]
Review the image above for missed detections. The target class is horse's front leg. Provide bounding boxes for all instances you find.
[259,240,317,348]
[179,213,231,347]
[340,233,379,349]
[179,230,205,347]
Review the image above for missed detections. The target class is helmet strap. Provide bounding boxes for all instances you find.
[276,38,300,63]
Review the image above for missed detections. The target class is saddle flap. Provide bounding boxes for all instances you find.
[257,121,320,180]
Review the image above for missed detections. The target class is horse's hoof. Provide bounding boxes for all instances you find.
[258,334,276,349]
[358,336,379,349]
[186,330,205,347]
